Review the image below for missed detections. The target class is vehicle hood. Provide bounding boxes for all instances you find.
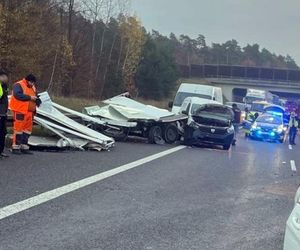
[191,104,233,127]
[192,104,233,121]
[256,122,279,130]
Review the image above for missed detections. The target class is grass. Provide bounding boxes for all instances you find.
[136,98,170,110]
[52,96,100,112]
[52,95,171,111]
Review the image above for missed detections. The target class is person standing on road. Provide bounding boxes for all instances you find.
[9,74,40,154]
[0,70,9,159]
[288,111,298,145]
[232,103,241,146]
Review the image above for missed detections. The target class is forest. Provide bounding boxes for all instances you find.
[0,0,298,100]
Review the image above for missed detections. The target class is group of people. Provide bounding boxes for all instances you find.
[0,71,40,159]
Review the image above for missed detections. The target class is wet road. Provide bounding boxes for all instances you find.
[0,136,299,250]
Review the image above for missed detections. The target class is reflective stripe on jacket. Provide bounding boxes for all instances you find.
[0,82,9,116]
[9,79,37,114]
[289,118,298,128]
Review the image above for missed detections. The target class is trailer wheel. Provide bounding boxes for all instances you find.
[102,128,128,141]
[148,126,164,144]
[163,124,179,144]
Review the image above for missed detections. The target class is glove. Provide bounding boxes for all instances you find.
[36,97,42,107]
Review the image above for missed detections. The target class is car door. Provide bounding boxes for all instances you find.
[284,196,300,250]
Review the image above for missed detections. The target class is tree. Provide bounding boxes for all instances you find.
[136,33,179,100]
[120,16,145,94]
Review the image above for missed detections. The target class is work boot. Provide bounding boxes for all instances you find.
[0,153,9,158]
[20,144,33,155]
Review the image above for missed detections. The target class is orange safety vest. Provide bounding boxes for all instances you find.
[10,79,37,114]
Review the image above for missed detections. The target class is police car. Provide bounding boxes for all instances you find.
[249,112,286,143]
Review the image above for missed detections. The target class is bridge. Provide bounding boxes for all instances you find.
[179,64,300,102]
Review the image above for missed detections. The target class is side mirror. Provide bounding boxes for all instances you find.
[168,101,173,108]
[213,97,216,101]
[182,110,188,115]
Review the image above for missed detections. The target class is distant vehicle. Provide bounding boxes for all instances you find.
[244,89,281,106]
[244,89,271,105]
[170,83,223,114]
[249,113,286,143]
[181,98,234,150]
[283,186,300,250]
[250,101,270,114]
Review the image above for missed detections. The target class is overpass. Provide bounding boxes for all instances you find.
[179,64,300,102]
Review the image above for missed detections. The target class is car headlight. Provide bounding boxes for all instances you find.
[227,126,234,133]
[276,125,284,133]
[251,122,260,130]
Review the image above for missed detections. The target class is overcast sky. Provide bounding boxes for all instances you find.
[131,0,300,64]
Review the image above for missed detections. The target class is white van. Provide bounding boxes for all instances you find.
[170,83,223,114]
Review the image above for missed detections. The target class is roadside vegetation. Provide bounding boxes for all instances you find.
[0,0,298,103]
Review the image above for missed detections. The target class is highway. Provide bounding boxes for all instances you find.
[0,136,299,250]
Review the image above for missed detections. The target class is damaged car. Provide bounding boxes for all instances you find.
[181,97,235,150]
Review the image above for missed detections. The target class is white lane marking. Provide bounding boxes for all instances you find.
[290,160,297,172]
[289,145,293,150]
[0,145,186,221]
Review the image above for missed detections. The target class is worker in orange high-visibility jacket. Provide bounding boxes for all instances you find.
[9,74,41,154]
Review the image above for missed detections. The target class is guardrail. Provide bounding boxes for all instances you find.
[179,64,300,83]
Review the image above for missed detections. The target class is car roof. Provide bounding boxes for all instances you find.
[252,101,270,105]
[187,97,219,105]
[179,83,216,95]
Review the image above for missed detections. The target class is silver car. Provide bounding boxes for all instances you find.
[284,186,300,250]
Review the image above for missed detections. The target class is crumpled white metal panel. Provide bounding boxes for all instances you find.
[34,92,114,150]
[103,96,174,120]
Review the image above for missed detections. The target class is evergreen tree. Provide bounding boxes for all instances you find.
[136,34,179,100]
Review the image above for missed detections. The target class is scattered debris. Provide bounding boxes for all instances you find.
[84,94,188,144]
[30,92,115,151]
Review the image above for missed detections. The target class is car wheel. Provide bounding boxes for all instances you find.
[223,144,231,150]
[148,126,164,144]
[101,128,128,141]
[163,124,179,144]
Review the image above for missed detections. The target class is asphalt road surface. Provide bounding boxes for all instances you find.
[0,135,299,250]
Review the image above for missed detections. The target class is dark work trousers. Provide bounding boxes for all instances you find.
[0,116,7,153]
[289,127,297,145]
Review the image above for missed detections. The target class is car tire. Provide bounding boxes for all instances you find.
[223,144,231,150]
[101,128,128,141]
[163,124,179,144]
[148,126,164,144]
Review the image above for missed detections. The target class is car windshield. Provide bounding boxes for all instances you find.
[245,96,264,104]
[251,103,267,112]
[192,105,232,119]
[256,115,282,125]
[174,92,211,106]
